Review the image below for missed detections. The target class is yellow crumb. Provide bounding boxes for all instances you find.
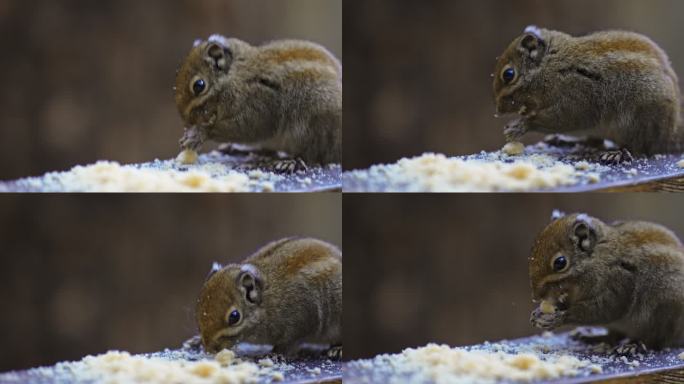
[502,141,525,156]
[215,349,236,366]
[190,361,219,378]
[176,149,199,165]
[540,300,556,314]
[586,173,601,184]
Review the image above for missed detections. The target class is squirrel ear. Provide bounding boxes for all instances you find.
[237,264,262,305]
[572,214,597,253]
[204,43,232,72]
[550,209,566,222]
[205,262,223,280]
[519,28,546,64]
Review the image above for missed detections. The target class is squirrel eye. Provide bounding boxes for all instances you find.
[192,79,206,95]
[227,309,241,326]
[502,67,516,84]
[552,255,568,272]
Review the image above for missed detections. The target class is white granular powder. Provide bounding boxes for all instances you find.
[55,161,252,192]
[54,349,288,384]
[345,152,578,192]
[351,343,600,384]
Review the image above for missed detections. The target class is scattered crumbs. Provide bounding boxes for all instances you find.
[344,152,578,192]
[346,329,684,384]
[38,160,253,192]
[1,151,341,192]
[0,345,344,384]
[347,343,598,383]
[343,142,684,192]
[68,350,262,383]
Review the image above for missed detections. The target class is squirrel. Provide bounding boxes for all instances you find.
[195,237,342,356]
[174,35,342,173]
[529,210,684,349]
[493,26,683,163]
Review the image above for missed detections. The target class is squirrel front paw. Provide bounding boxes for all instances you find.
[503,119,529,141]
[272,158,308,174]
[530,307,565,330]
[182,335,204,352]
[597,148,634,165]
[326,345,342,360]
[179,127,206,151]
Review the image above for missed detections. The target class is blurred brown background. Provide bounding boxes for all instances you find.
[343,194,684,360]
[0,195,341,371]
[0,0,341,180]
[343,0,684,170]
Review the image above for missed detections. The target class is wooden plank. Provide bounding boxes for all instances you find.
[344,329,684,383]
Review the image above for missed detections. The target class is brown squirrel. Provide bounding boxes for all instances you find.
[493,26,683,163]
[175,35,342,172]
[195,237,342,356]
[529,210,684,348]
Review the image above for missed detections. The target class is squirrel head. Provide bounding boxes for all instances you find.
[529,210,606,309]
[174,35,247,129]
[196,262,265,353]
[493,26,552,116]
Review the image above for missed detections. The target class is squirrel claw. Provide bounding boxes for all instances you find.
[273,158,308,174]
[597,148,634,165]
[326,345,343,360]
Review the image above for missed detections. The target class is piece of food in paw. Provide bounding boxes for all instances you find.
[540,300,556,314]
[176,149,199,165]
[502,141,525,155]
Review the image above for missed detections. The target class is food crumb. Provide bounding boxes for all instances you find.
[215,349,236,366]
[678,159,684,168]
[678,352,684,360]
[306,367,322,375]
[589,364,603,373]
[190,361,219,378]
[586,172,601,184]
[176,149,199,165]
[540,300,556,314]
[502,141,525,156]
[258,358,274,367]
[574,161,591,171]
